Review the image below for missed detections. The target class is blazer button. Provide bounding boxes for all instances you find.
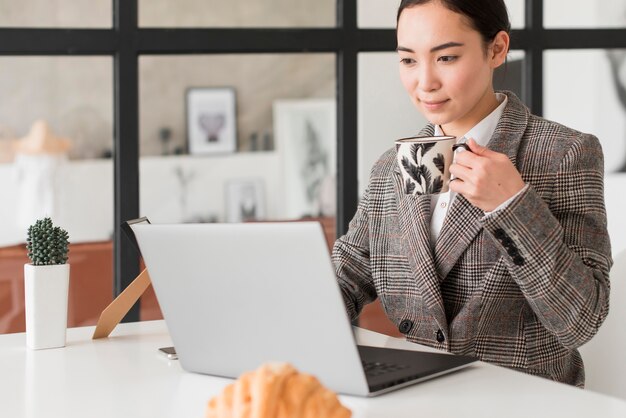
[436,329,445,343]
[398,319,414,334]
[502,237,514,247]
[513,256,525,266]
[494,228,506,240]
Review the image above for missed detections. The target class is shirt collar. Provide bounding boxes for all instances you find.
[434,92,508,146]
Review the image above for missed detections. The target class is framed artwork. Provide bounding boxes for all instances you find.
[186,87,237,155]
[273,99,336,219]
[225,178,266,223]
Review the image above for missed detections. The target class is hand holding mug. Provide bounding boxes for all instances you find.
[449,138,526,212]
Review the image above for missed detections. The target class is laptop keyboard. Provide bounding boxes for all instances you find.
[362,360,410,377]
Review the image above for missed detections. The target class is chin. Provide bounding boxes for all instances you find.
[422,113,453,128]
[416,106,452,126]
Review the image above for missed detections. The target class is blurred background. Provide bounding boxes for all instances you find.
[0,0,625,342]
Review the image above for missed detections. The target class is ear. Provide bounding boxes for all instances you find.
[489,31,510,69]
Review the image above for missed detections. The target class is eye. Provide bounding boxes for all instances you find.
[438,55,458,63]
[399,57,416,65]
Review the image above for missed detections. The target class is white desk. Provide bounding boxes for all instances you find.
[2,320,626,418]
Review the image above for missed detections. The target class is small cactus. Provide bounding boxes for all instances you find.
[26,218,70,266]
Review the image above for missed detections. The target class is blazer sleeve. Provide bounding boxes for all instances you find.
[481,133,612,349]
[331,187,377,321]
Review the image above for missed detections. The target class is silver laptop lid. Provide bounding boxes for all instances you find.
[131,222,370,396]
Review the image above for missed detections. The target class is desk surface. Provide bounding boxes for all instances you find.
[2,320,626,418]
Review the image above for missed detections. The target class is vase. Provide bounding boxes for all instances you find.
[24,263,70,350]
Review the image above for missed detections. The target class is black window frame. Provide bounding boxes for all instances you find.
[1,0,624,321]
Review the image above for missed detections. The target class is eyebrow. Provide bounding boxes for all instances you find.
[396,42,465,53]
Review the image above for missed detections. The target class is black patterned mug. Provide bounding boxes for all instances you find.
[395,135,470,195]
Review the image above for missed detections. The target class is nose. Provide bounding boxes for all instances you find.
[417,64,440,92]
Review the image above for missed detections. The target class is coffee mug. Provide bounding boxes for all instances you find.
[395,135,469,195]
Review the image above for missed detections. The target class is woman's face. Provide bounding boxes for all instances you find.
[397,2,506,135]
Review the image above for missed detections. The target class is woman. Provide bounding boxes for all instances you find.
[332,0,612,387]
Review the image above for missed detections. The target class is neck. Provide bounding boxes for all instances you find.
[441,90,500,138]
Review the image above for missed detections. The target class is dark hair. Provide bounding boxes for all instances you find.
[397,0,511,45]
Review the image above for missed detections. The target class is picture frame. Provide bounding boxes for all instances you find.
[225,178,266,223]
[273,99,336,219]
[186,87,237,155]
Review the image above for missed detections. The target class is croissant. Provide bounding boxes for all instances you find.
[205,363,352,418]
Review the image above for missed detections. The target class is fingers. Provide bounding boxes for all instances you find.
[448,172,469,194]
[454,138,502,167]
[466,138,489,156]
[448,138,524,211]
[453,143,480,166]
[449,162,481,198]
[449,162,473,185]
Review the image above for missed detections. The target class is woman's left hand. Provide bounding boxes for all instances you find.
[448,138,526,212]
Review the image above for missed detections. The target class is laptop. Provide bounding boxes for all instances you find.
[129,221,477,396]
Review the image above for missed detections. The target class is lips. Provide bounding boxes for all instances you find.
[419,98,449,110]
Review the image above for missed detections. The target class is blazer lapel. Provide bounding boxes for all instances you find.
[485,91,529,166]
[433,91,530,278]
[393,125,447,325]
[434,196,483,278]
[393,170,447,325]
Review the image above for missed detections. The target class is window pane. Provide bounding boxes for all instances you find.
[139,0,335,28]
[494,50,526,101]
[0,56,114,334]
[506,0,525,29]
[544,49,626,172]
[358,0,524,29]
[357,0,396,28]
[544,0,626,28]
[0,0,111,28]
[139,55,337,318]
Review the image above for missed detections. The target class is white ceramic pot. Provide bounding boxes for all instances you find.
[24,263,70,350]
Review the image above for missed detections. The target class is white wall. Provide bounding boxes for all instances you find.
[604,174,626,257]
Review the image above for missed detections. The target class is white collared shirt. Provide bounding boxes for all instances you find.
[429,93,510,247]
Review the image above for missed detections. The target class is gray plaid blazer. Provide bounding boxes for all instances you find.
[333,91,612,387]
